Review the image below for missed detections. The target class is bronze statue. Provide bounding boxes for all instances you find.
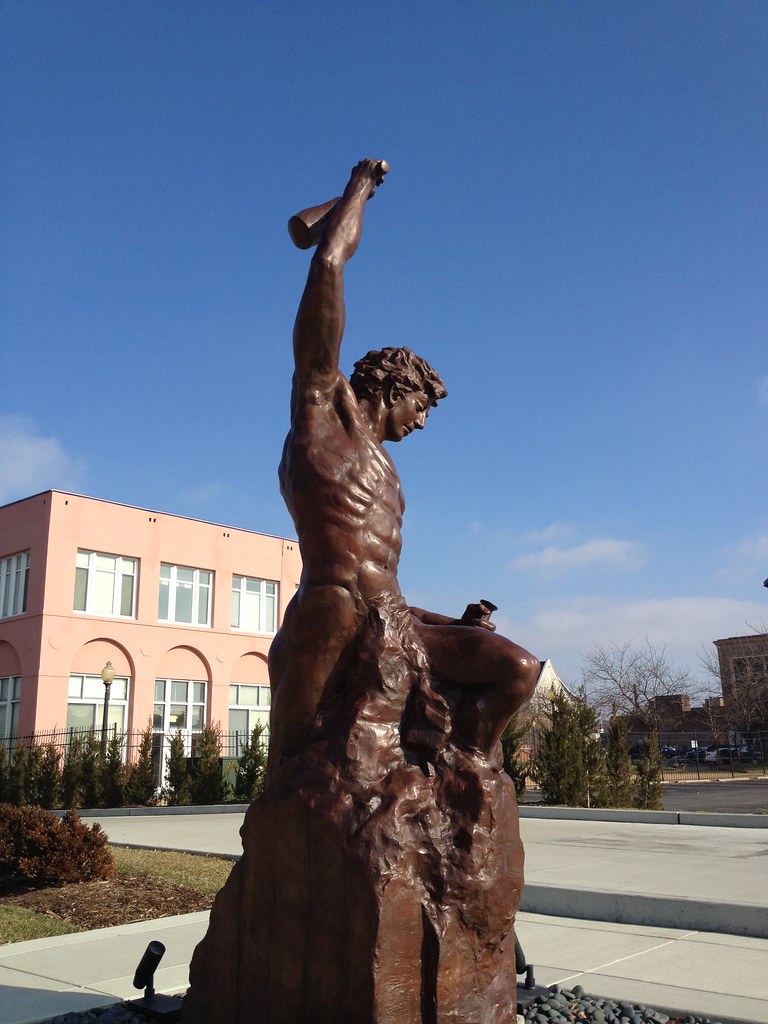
[269,158,538,772]
[184,160,540,1024]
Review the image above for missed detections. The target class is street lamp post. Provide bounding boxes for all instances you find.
[100,661,116,756]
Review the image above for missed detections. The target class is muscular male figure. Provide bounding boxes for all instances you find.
[267,159,539,777]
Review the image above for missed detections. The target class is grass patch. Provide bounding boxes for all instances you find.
[0,846,235,946]
[0,906,80,944]
[110,846,234,896]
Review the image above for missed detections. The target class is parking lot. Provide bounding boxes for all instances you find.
[660,778,768,814]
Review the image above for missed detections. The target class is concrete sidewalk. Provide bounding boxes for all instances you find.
[80,806,768,937]
[0,810,766,1024]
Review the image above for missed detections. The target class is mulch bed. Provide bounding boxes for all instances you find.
[0,874,213,931]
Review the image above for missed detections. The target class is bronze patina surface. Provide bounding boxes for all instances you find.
[183,160,539,1024]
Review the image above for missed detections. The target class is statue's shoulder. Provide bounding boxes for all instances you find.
[290,373,359,419]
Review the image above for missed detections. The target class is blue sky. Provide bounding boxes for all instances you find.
[2,2,766,685]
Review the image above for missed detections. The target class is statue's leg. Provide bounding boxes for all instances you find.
[267,583,362,776]
[412,620,540,756]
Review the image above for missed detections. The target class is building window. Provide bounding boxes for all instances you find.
[153,677,207,746]
[74,550,137,618]
[0,551,30,619]
[0,676,21,742]
[228,683,271,753]
[231,576,278,633]
[67,674,129,734]
[158,564,212,626]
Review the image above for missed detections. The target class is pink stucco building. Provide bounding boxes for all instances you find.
[0,490,301,766]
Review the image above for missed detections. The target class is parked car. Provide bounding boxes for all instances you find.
[715,746,739,763]
[686,748,709,762]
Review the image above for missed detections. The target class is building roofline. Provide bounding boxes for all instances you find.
[714,634,768,645]
[0,489,298,544]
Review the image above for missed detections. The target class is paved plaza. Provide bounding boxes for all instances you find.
[0,808,766,1024]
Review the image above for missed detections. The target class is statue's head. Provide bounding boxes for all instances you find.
[350,347,447,409]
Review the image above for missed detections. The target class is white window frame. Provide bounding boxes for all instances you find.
[0,676,21,743]
[231,576,279,634]
[0,551,30,619]
[158,564,212,627]
[74,550,138,618]
[66,673,130,737]
[228,683,271,754]
[153,677,207,754]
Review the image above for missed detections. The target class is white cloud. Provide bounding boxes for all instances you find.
[758,377,768,403]
[0,416,85,503]
[496,594,768,684]
[720,529,768,584]
[515,521,575,546]
[510,538,647,575]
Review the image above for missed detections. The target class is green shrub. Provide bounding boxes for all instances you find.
[633,732,664,810]
[233,722,268,802]
[532,690,606,807]
[190,724,228,804]
[7,745,28,807]
[81,733,102,808]
[602,711,634,808]
[99,734,126,808]
[37,744,62,809]
[163,732,191,806]
[0,805,114,886]
[0,744,8,803]
[125,724,158,806]
[60,733,86,808]
[17,742,62,808]
[500,715,529,802]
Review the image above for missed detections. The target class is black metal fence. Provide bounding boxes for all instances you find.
[2,725,266,763]
[646,730,768,781]
[521,728,768,785]
[5,725,767,784]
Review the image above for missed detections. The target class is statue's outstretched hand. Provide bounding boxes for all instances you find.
[459,599,498,631]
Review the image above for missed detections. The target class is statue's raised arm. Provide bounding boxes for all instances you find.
[290,159,389,398]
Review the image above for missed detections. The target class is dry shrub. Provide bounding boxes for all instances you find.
[0,804,114,886]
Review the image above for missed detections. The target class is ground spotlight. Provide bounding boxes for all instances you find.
[133,940,166,996]
[128,939,183,1022]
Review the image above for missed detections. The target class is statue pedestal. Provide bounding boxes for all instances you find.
[184,753,522,1024]
[183,605,524,1024]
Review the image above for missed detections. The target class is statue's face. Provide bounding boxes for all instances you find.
[384,389,430,442]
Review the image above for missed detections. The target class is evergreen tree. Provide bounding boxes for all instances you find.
[500,715,529,802]
[24,742,45,806]
[61,733,86,808]
[190,723,228,804]
[532,690,606,807]
[126,724,158,805]
[602,709,634,808]
[233,722,268,802]
[633,731,664,810]
[576,698,607,808]
[0,743,9,803]
[100,733,126,808]
[7,743,28,806]
[81,732,102,808]
[37,744,62,808]
[163,731,191,806]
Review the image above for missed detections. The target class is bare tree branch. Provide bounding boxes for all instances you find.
[581,636,692,730]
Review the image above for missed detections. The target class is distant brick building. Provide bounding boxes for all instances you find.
[714,633,768,731]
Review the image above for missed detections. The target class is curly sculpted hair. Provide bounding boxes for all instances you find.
[350,347,447,408]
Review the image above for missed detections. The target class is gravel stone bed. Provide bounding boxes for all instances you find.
[33,985,751,1024]
[519,983,746,1024]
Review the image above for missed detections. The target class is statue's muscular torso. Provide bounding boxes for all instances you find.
[279,375,406,608]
